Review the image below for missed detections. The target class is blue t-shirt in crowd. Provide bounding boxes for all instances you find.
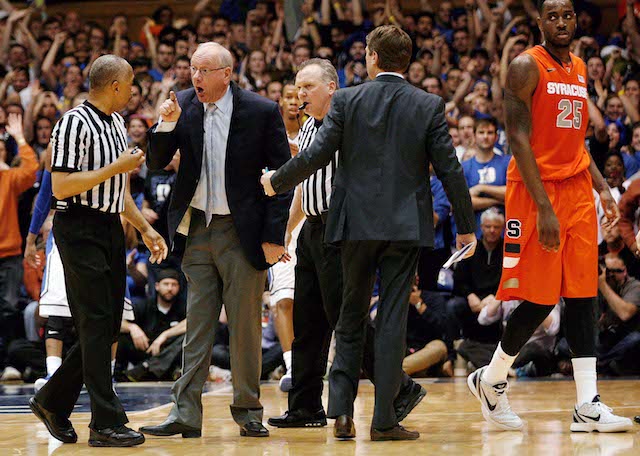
[621,152,639,179]
[431,175,451,251]
[462,153,511,237]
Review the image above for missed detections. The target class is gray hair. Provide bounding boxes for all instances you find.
[89,55,131,91]
[297,58,339,86]
[195,42,234,68]
[480,207,505,225]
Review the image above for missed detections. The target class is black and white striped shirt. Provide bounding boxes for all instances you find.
[298,116,338,217]
[51,101,128,214]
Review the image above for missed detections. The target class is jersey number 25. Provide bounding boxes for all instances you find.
[556,99,583,130]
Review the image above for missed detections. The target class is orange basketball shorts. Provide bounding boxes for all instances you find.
[496,169,598,305]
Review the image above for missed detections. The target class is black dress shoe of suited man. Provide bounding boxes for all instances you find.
[29,397,78,443]
[88,425,145,447]
[395,382,427,422]
[370,424,420,441]
[334,415,356,439]
[268,409,328,428]
[239,421,270,437]
[139,420,202,438]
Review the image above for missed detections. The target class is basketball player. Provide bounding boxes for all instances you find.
[269,83,302,392]
[467,0,632,433]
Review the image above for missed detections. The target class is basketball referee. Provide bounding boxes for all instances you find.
[29,55,168,448]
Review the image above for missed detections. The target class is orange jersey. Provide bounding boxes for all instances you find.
[506,45,591,181]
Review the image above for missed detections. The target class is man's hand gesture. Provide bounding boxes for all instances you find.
[159,91,182,123]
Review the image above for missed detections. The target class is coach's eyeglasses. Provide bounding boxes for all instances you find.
[190,66,228,76]
[606,268,625,274]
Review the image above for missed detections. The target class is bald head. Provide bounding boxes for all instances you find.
[89,55,132,92]
[194,42,233,68]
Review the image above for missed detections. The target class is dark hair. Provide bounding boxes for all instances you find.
[158,40,176,50]
[470,48,490,60]
[365,25,412,73]
[152,5,173,24]
[13,66,29,76]
[131,57,152,69]
[474,117,498,132]
[175,55,190,65]
[158,27,179,43]
[415,12,435,23]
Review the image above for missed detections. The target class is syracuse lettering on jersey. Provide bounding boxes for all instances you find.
[545,82,588,98]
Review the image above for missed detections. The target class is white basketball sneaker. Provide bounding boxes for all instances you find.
[467,366,523,431]
[279,370,293,393]
[571,395,633,433]
[34,375,51,394]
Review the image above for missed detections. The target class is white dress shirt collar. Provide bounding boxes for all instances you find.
[376,72,405,79]
[204,85,233,115]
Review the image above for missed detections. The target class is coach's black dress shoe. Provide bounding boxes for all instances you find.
[394,382,427,422]
[239,421,269,437]
[29,397,78,443]
[89,425,145,447]
[370,424,420,441]
[334,415,356,439]
[268,409,328,428]
[139,420,202,438]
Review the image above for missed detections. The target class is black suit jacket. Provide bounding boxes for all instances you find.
[147,82,293,270]
[271,75,475,246]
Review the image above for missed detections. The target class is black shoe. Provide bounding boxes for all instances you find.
[371,424,420,441]
[268,409,327,428]
[394,382,427,422]
[29,397,78,444]
[239,421,269,437]
[126,362,150,382]
[139,420,201,438]
[89,425,145,447]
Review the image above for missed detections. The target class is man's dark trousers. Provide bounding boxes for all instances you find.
[328,240,419,430]
[36,207,128,429]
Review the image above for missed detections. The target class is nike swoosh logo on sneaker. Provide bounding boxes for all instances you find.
[477,374,497,411]
[577,411,600,422]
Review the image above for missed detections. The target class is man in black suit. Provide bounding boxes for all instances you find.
[262,26,476,441]
[140,42,292,439]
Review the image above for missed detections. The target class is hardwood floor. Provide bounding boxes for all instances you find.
[1,378,638,455]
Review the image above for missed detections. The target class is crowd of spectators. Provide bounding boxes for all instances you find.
[1,0,640,383]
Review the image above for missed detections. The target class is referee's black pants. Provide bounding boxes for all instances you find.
[36,207,128,430]
[288,216,411,412]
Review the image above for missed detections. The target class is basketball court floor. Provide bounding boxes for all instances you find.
[1,377,638,455]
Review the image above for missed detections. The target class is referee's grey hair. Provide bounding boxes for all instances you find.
[480,207,505,225]
[89,55,132,91]
[195,42,234,68]
[297,58,339,86]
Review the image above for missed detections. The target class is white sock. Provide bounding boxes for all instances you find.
[283,350,292,373]
[572,357,598,405]
[482,343,517,385]
[46,356,62,377]
[111,359,116,377]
